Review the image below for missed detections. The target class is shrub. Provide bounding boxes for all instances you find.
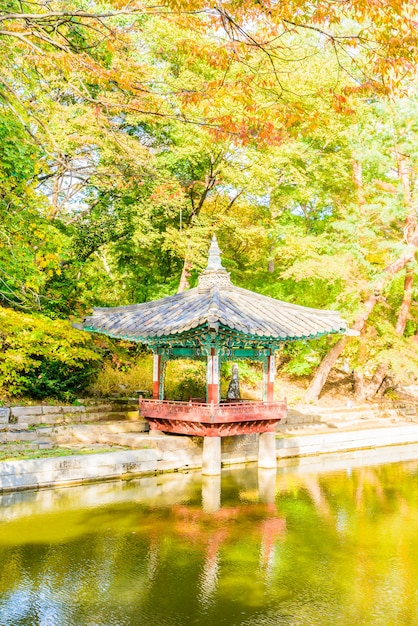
[0,307,101,400]
[164,360,207,400]
[86,356,153,397]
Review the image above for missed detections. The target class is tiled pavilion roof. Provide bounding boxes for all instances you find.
[82,236,349,345]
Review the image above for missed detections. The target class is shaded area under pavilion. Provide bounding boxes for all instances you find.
[81,236,350,473]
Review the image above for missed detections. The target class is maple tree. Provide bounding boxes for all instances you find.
[1,0,417,144]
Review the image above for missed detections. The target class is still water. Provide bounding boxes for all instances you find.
[1,447,418,626]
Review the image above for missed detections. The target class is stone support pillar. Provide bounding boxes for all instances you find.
[258,431,277,469]
[207,348,219,405]
[258,468,276,504]
[202,436,222,475]
[202,474,221,512]
[152,353,162,400]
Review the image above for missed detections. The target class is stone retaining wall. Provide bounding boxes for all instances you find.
[0,449,165,492]
[0,400,148,447]
[277,424,418,457]
[282,402,415,428]
[5,400,140,424]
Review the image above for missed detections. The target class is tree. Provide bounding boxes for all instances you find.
[305,94,418,401]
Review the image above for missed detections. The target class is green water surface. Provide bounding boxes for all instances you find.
[1,449,418,625]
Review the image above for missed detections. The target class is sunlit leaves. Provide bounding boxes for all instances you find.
[0,306,100,399]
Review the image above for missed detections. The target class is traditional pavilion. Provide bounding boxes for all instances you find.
[81,236,349,473]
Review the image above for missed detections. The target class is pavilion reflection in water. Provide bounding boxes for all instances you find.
[81,236,349,473]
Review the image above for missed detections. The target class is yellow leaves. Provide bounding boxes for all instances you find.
[35,253,60,271]
[280,253,355,283]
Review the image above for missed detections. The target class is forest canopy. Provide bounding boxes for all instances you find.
[0,0,417,401]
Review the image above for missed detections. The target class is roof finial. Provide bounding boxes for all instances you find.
[206,235,224,271]
[198,234,231,289]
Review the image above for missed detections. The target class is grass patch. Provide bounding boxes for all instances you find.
[0,444,130,463]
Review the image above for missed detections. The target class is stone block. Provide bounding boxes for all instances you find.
[80,411,103,422]
[41,406,63,415]
[0,408,10,424]
[17,415,43,426]
[61,413,83,424]
[277,447,298,458]
[40,414,64,425]
[87,411,126,422]
[78,414,95,423]
[62,405,86,413]
[1,431,39,443]
[36,442,53,450]
[125,410,140,420]
[85,404,113,413]
[6,423,29,432]
[36,426,53,436]
[11,406,42,418]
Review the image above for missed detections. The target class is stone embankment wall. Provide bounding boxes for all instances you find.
[0,399,148,450]
[277,425,418,457]
[283,402,416,429]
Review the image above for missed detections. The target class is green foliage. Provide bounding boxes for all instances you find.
[87,355,153,397]
[280,339,331,377]
[164,360,207,401]
[0,307,101,400]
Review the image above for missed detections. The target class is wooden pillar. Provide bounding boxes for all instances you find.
[267,352,275,402]
[207,348,219,405]
[152,353,162,399]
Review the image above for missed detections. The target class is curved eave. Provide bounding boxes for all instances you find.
[218,323,346,344]
[82,321,347,346]
[82,322,210,344]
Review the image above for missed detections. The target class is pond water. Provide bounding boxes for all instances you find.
[1,447,418,626]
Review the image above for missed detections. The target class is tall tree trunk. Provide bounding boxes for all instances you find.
[395,270,414,334]
[304,292,378,402]
[352,158,365,208]
[177,258,192,293]
[364,147,415,398]
[364,270,414,398]
[353,369,366,401]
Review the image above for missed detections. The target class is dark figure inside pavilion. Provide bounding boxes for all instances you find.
[227,364,241,401]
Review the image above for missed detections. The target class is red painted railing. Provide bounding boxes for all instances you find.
[139,398,287,431]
